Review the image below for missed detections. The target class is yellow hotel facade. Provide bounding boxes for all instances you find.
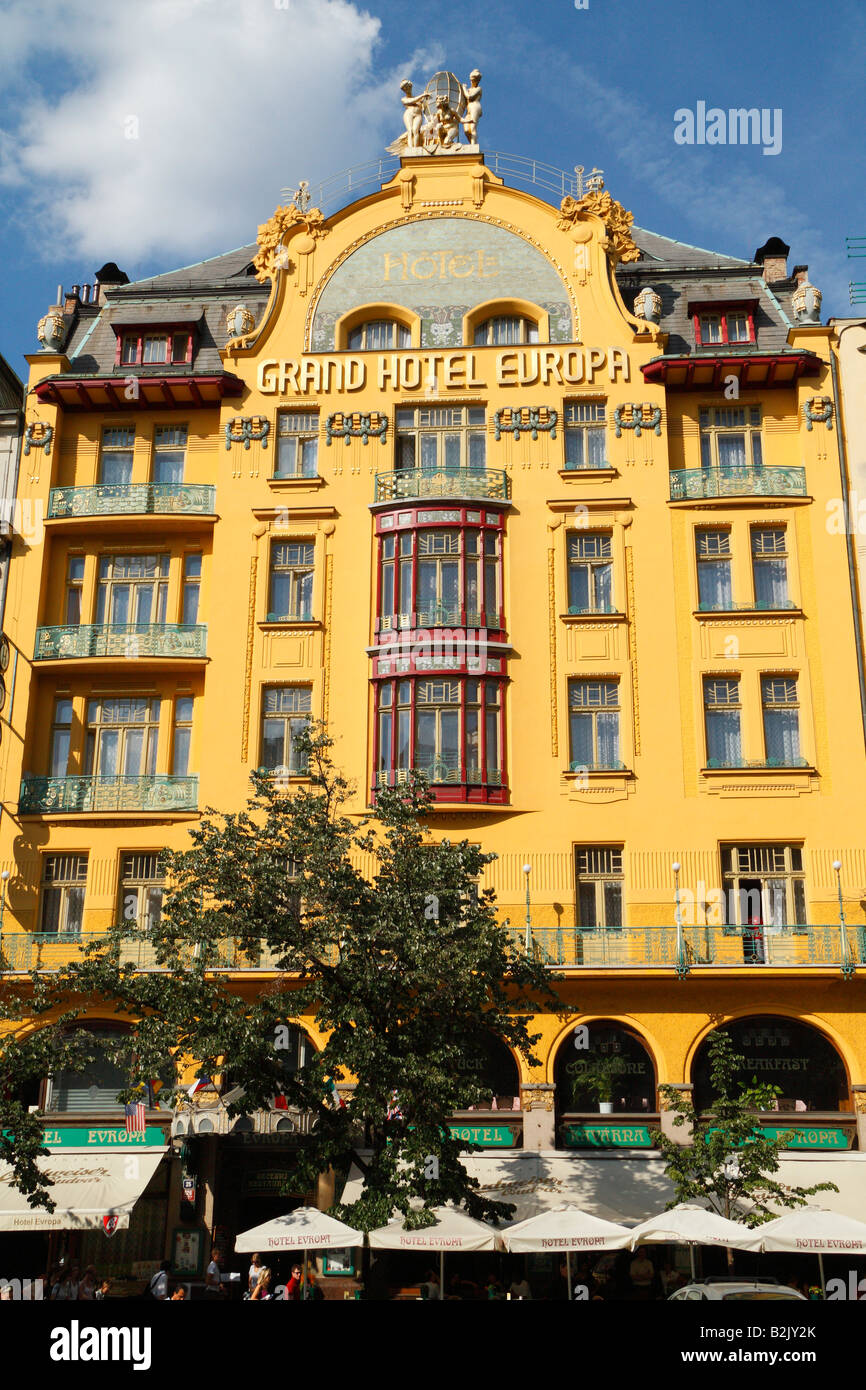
[2,133,866,1269]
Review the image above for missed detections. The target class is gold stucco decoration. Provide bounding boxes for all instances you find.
[557,190,641,265]
[253,204,329,283]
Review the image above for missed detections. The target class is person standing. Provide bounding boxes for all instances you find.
[285,1263,303,1301]
[248,1253,263,1297]
[204,1250,223,1299]
[629,1250,656,1300]
[150,1260,171,1301]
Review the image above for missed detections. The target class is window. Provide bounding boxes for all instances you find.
[143,335,168,365]
[85,698,160,777]
[152,425,187,484]
[752,528,790,608]
[96,554,169,626]
[347,320,410,350]
[568,681,621,770]
[40,855,87,936]
[47,1027,129,1114]
[51,699,73,776]
[473,316,538,346]
[276,412,319,479]
[66,556,85,625]
[119,332,190,367]
[182,554,201,624]
[395,407,486,472]
[762,677,802,766]
[121,336,139,366]
[721,844,806,930]
[260,686,312,774]
[704,677,742,767]
[693,307,755,347]
[172,696,193,775]
[120,853,165,932]
[564,402,607,470]
[699,407,763,470]
[575,847,623,928]
[379,525,500,629]
[268,541,314,621]
[696,530,732,610]
[376,678,503,787]
[567,533,613,613]
[99,427,135,486]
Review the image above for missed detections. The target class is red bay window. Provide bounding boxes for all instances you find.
[374,676,506,801]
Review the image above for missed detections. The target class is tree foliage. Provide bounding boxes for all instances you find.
[653,1029,837,1225]
[1,727,560,1227]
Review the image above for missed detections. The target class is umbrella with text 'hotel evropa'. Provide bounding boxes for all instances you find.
[502,1204,631,1300]
[368,1206,503,1298]
[753,1208,866,1294]
[628,1202,761,1279]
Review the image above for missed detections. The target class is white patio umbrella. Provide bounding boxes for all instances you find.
[629,1202,761,1280]
[503,1203,631,1301]
[753,1208,866,1296]
[235,1206,364,1298]
[368,1205,503,1300]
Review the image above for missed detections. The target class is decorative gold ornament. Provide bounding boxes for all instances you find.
[253,203,329,283]
[557,190,641,265]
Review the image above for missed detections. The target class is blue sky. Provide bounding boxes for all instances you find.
[0,0,862,377]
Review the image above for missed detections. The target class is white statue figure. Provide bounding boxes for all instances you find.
[461,69,482,145]
[387,79,426,154]
[426,94,461,149]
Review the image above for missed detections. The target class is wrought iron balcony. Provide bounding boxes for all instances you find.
[34,623,207,660]
[380,606,501,630]
[669,466,807,501]
[0,932,332,973]
[19,775,198,814]
[697,599,798,612]
[47,482,216,518]
[566,605,620,617]
[705,757,810,770]
[503,921,866,970]
[374,467,510,503]
[568,760,629,773]
[374,764,504,787]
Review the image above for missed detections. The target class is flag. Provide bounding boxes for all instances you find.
[324,1077,345,1110]
[386,1090,402,1121]
[187,1076,212,1098]
[124,1101,146,1134]
[147,1080,164,1110]
[273,1093,289,1111]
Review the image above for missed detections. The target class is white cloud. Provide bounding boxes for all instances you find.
[0,0,416,264]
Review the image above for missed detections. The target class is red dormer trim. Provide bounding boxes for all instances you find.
[689,299,759,348]
[112,321,198,368]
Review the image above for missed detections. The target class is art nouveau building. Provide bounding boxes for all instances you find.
[2,120,866,1278]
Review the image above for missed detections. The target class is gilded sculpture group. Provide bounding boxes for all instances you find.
[389,71,483,155]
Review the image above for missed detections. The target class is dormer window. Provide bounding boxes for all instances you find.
[692,302,757,348]
[115,326,195,367]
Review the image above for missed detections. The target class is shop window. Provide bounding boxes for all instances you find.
[46,1026,130,1114]
[692,1017,846,1113]
[554,1020,656,1120]
[40,854,88,936]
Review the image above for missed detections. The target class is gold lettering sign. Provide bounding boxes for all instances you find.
[258,349,631,396]
[382,250,500,282]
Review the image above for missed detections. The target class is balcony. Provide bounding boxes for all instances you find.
[504,921,865,970]
[0,933,330,974]
[697,600,799,613]
[669,466,807,501]
[374,763,504,788]
[374,467,510,504]
[34,623,207,661]
[379,606,501,631]
[704,757,810,770]
[19,775,198,815]
[47,483,216,519]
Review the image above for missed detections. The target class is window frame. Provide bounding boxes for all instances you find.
[84,696,161,778]
[699,406,763,471]
[703,675,743,768]
[374,676,505,792]
[473,315,539,346]
[567,531,615,614]
[99,426,135,486]
[114,328,194,368]
[720,843,806,930]
[567,680,623,771]
[695,528,733,611]
[378,522,502,630]
[563,400,608,471]
[119,852,165,933]
[258,685,313,776]
[267,540,315,623]
[761,674,802,766]
[751,526,791,610]
[40,854,88,936]
[394,405,487,473]
[151,424,188,485]
[574,846,624,930]
[275,411,320,480]
[691,302,757,348]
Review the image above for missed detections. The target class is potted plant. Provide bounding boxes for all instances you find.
[574,1054,628,1114]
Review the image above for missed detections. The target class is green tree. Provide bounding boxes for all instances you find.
[653,1029,837,1227]
[1,727,559,1227]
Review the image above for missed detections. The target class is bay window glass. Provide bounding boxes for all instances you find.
[752,528,790,608]
[696,530,732,609]
[704,677,742,767]
[85,698,160,777]
[96,554,169,626]
[568,681,621,770]
[379,525,500,628]
[51,699,73,776]
[376,678,503,787]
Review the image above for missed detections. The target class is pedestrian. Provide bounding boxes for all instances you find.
[78,1266,98,1300]
[248,1252,263,1296]
[629,1249,655,1300]
[250,1267,273,1300]
[94,1279,111,1301]
[285,1262,303,1301]
[204,1249,224,1299]
[148,1260,171,1301]
[509,1273,532,1300]
[170,1286,186,1301]
[419,1268,440,1300]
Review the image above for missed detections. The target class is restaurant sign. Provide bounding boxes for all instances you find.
[705,1125,851,1151]
[563,1124,653,1149]
[448,1124,517,1148]
[43,1127,166,1149]
[242,1169,302,1198]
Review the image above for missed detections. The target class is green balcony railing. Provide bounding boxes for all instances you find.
[705,757,810,770]
[503,922,866,970]
[19,775,198,814]
[669,466,807,501]
[374,764,504,788]
[375,467,510,503]
[697,599,798,613]
[34,623,207,661]
[47,483,216,519]
[0,933,336,974]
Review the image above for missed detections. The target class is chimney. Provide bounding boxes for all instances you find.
[94,261,130,305]
[65,285,80,313]
[754,236,790,284]
[792,264,809,286]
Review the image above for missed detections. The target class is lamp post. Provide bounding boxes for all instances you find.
[832,860,855,980]
[0,869,10,972]
[672,861,689,979]
[523,864,532,954]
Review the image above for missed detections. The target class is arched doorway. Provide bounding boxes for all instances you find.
[692,1016,849,1113]
[454,1032,521,1112]
[554,1020,657,1147]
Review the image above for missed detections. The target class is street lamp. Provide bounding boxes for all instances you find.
[0,869,10,972]
[672,861,689,979]
[522,864,532,954]
[832,860,855,980]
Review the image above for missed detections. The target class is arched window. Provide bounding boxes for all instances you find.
[454,1034,520,1111]
[347,319,411,351]
[554,1020,656,1117]
[46,1026,133,1115]
[473,315,538,346]
[692,1017,848,1113]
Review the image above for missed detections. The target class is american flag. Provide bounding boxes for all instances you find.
[124,1101,146,1134]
